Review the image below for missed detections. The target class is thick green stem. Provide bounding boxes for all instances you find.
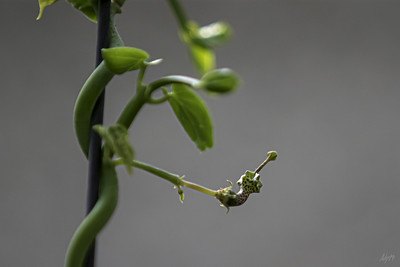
[136,65,147,90]
[65,161,118,267]
[113,158,217,197]
[68,13,124,267]
[74,62,114,157]
[114,61,151,130]
[73,21,124,157]
[116,87,147,129]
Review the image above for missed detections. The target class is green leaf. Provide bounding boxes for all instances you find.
[180,24,215,75]
[93,124,135,174]
[37,0,97,22]
[188,44,215,75]
[67,0,97,22]
[199,68,239,94]
[167,84,213,151]
[37,0,58,20]
[102,47,150,74]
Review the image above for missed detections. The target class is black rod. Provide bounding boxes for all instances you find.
[85,1,111,267]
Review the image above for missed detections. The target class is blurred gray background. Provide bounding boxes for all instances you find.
[1,0,400,266]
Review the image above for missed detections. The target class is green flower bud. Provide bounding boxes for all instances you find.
[102,47,149,74]
[198,68,239,94]
[267,151,278,161]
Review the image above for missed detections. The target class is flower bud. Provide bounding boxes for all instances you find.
[198,68,239,94]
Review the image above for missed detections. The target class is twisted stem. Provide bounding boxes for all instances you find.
[73,20,124,158]
[65,161,118,267]
[66,12,126,267]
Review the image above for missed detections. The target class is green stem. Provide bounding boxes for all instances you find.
[146,87,170,105]
[122,75,199,123]
[109,13,124,47]
[116,86,146,129]
[147,95,169,104]
[181,179,216,197]
[131,159,181,186]
[167,0,189,31]
[74,62,114,157]
[65,161,118,267]
[113,158,217,197]
[68,13,124,267]
[73,20,124,157]
[115,64,149,129]
[255,151,278,173]
[145,75,200,99]
[148,75,199,90]
[136,65,147,91]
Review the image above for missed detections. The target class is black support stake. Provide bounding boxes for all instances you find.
[85,1,111,267]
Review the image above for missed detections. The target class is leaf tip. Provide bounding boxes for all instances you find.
[36,9,44,20]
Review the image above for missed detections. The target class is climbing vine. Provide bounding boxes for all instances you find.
[37,0,277,266]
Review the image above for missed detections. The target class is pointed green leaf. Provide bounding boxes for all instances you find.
[93,124,135,174]
[67,0,97,22]
[102,47,150,74]
[199,68,239,94]
[37,0,58,20]
[167,84,213,151]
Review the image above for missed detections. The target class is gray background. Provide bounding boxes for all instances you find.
[1,0,400,266]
